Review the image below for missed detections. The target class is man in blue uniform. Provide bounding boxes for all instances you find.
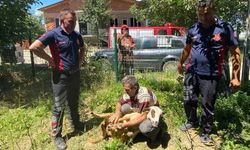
[177,0,241,144]
[29,9,86,149]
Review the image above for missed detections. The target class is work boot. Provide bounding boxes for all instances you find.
[180,122,198,131]
[199,133,213,145]
[54,136,67,150]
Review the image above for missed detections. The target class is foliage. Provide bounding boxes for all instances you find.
[0,65,51,107]
[130,0,248,28]
[80,59,113,91]
[0,0,41,46]
[0,101,51,149]
[0,62,249,149]
[104,138,129,150]
[240,80,250,95]
[215,92,250,149]
[0,44,16,65]
[79,0,111,34]
[25,15,46,42]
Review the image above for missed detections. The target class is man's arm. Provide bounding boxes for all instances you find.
[29,40,55,68]
[129,36,135,49]
[109,102,122,123]
[121,113,147,128]
[229,46,241,90]
[177,44,192,75]
[79,44,86,67]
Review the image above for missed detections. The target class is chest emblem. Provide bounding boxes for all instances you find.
[212,34,221,41]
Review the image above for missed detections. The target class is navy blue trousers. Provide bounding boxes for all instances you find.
[183,73,219,134]
[51,70,80,137]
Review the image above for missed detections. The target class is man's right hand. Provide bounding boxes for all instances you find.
[118,52,122,61]
[109,113,121,124]
[177,62,183,75]
[48,58,56,68]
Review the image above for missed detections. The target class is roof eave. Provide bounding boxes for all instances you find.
[38,1,64,11]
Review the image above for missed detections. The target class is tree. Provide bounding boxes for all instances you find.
[79,0,111,40]
[0,0,41,46]
[24,15,45,41]
[130,0,248,28]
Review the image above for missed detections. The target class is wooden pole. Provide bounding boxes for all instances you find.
[29,30,35,78]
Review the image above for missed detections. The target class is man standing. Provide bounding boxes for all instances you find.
[29,10,86,149]
[177,0,241,144]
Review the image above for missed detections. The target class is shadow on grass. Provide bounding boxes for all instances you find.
[130,120,170,149]
[0,64,52,108]
[64,117,103,141]
[0,60,113,109]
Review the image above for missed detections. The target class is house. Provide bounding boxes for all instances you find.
[38,0,145,35]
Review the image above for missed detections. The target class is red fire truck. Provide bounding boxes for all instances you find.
[108,23,186,48]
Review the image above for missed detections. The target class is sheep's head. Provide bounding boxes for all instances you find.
[147,106,163,127]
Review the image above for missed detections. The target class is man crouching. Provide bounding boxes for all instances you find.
[109,75,163,142]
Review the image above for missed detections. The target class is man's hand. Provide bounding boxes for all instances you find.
[109,113,121,124]
[230,78,240,91]
[48,58,55,68]
[177,62,183,75]
[177,44,191,75]
[118,52,122,61]
[121,122,129,129]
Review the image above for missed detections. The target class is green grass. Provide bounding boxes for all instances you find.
[0,62,249,149]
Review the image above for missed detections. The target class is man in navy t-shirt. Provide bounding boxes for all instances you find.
[177,0,241,144]
[29,9,86,149]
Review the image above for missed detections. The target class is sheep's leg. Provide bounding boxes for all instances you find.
[88,120,108,143]
[90,112,113,119]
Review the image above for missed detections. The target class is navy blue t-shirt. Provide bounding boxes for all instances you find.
[185,18,238,76]
[38,27,84,71]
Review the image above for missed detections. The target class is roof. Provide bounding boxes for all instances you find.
[38,0,135,11]
[38,0,64,11]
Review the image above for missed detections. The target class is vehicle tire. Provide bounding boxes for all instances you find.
[162,60,178,72]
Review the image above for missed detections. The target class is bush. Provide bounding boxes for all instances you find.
[80,59,113,91]
[215,92,250,149]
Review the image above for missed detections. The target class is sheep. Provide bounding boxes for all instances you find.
[88,111,148,143]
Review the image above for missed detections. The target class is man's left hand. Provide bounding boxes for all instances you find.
[230,78,240,91]
[121,122,129,129]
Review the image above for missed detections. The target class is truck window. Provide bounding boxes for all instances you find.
[158,29,168,35]
[134,39,142,49]
[171,40,184,48]
[172,29,181,36]
[142,39,157,49]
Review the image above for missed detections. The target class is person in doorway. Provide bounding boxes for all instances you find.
[117,25,135,80]
[177,0,241,144]
[29,9,86,149]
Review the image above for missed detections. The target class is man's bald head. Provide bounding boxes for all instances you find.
[197,0,213,8]
[197,0,214,13]
[196,0,215,28]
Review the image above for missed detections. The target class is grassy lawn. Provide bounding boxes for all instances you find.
[0,62,249,150]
